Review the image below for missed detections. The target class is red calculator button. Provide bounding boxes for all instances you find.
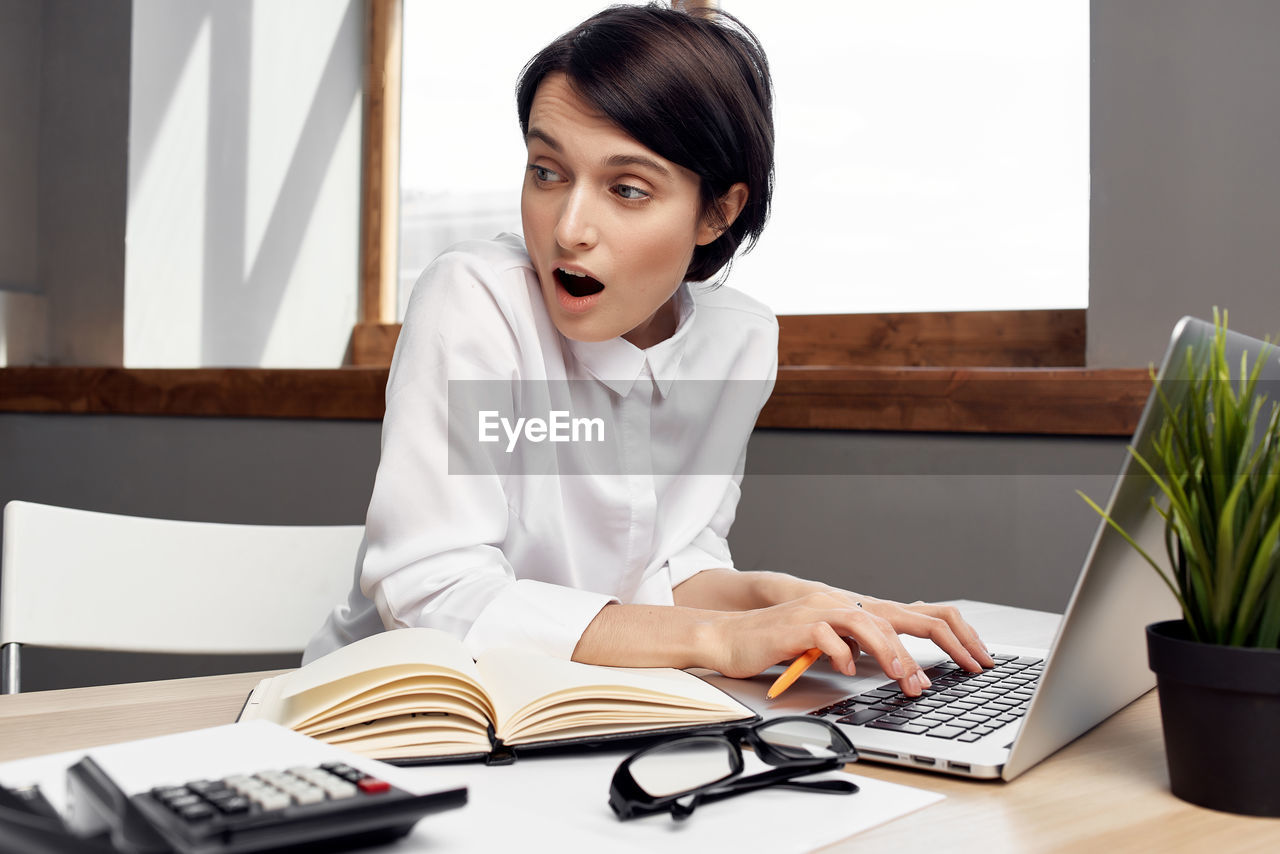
[357,778,391,794]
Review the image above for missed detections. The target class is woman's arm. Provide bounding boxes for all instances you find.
[573,573,996,696]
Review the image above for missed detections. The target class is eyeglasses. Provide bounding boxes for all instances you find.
[608,716,859,821]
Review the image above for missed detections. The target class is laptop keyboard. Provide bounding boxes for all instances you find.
[808,654,1043,744]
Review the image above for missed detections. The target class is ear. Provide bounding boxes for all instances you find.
[696,183,749,246]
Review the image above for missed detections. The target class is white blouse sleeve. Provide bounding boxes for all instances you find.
[360,248,615,660]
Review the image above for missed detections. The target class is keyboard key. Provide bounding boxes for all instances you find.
[868,721,928,735]
[958,733,983,743]
[837,708,886,726]
[925,726,967,739]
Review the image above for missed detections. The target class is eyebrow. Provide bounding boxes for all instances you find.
[525,126,673,181]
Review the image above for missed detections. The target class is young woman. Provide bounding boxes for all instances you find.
[307,4,994,697]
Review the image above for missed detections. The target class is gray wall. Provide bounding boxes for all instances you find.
[0,0,41,295]
[41,0,132,365]
[0,0,130,367]
[1088,0,1280,365]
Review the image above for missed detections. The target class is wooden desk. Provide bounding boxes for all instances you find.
[0,671,1274,851]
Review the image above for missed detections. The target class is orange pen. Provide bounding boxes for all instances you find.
[765,647,822,699]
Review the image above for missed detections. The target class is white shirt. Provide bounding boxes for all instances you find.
[304,234,777,664]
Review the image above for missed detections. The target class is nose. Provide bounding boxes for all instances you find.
[554,186,599,251]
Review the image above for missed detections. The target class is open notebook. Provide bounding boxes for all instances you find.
[239,627,756,764]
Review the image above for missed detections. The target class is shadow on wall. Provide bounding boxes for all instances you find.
[127,0,362,367]
[0,292,48,366]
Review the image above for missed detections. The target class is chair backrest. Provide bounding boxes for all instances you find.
[0,501,361,655]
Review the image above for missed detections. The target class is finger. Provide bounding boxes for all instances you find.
[845,638,862,663]
[811,622,858,676]
[828,609,927,696]
[904,603,996,670]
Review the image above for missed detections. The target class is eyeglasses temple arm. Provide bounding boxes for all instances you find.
[675,761,857,819]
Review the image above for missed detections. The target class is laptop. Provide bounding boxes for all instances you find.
[710,316,1279,780]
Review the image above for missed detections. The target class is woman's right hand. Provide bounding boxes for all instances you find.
[704,591,993,696]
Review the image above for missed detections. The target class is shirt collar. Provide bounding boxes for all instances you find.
[566,285,695,398]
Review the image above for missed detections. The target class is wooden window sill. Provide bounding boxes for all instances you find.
[0,365,1150,436]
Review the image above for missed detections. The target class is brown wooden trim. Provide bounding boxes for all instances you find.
[759,366,1151,435]
[0,368,389,420]
[778,309,1086,367]
[345,322,402,366]
[340,309,1086,369]
[358,0,402,326]
[0,366,1151,435]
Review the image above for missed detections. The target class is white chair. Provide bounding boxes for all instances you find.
[0,500,361,693]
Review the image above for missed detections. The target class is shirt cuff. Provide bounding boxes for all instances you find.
[462,578,618,660]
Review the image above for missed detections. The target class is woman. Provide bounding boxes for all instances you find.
[307,4,994,697]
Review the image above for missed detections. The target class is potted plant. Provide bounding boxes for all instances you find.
[1079,310,1280,817]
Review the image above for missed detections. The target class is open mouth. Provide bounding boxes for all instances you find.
[555,267,605,298]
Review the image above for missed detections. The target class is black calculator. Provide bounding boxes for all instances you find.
[63,755,467,853]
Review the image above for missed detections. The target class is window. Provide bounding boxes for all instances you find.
[397,0,603,319]
[395,0,1087,318]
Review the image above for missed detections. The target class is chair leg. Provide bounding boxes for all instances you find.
[1,642,20,694]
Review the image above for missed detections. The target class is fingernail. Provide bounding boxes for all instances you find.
[920,671,932,688]
[889,657,904,679]
[908,674,921,694]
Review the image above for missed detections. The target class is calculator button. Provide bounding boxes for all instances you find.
[214,796,252,815]
[357,778,391,794]
[321,781,358,799]
[255,792,291,811]
[178,803,217,822]
[151,785,190,801]
[292,788,326,806]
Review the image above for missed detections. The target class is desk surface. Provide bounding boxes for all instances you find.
[0,669,1274,852]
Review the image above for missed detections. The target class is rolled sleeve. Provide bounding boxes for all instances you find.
[462,579,618,659]
[667,537,738,589]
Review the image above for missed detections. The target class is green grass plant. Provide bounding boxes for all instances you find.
[1079,310,1280,648]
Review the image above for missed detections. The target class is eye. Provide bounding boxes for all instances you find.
[528,164,563,184]
[614,184,650,202]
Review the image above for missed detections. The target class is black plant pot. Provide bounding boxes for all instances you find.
[1146,619,1280,817]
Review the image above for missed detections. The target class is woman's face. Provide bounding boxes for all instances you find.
[520,73,722,349]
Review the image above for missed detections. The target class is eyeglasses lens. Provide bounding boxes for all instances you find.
[755,718,847,761]
[629,739,738,797]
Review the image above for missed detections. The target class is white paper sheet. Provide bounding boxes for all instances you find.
[394,749,942,854]
[0,720,943,854]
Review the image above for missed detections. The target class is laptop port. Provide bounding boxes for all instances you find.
[857,749,899,760]
[948,761,971,773]
[912,756,936,766]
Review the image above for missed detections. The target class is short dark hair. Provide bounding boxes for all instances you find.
[516,3,774,283]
